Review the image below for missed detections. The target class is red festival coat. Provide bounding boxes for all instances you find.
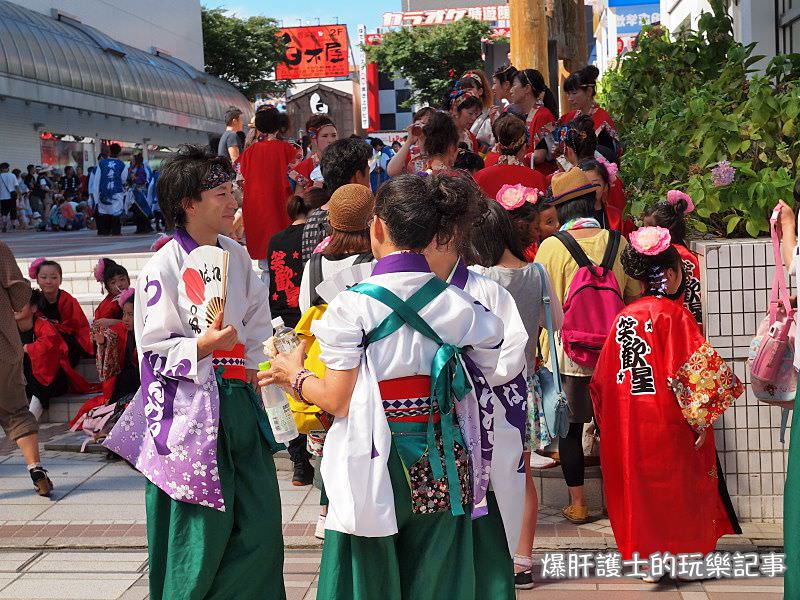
[676,244,703,327]
[94,294,123,321]
[590,297,742,559]
[26,317,95,393]
[53,290,93,356]
[240,139,301,260]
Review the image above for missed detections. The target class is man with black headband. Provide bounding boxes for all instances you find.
[103,145,286,600]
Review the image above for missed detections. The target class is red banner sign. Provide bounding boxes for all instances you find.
[276,25,349,80]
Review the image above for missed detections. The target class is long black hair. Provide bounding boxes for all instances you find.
[514,69,558,117]
[469,200,528,266]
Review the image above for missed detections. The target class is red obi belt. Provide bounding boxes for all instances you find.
[378,375,439,423]
[213,343,247,381]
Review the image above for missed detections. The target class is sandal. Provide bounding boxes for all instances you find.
[513,554,534,590]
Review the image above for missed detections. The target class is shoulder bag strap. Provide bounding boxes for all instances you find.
[309,254,325,307]
[354,252,374,265]
[600,230,621,271]
[533,263,563,398]
[769,205,792,321]
[554,231,592,269]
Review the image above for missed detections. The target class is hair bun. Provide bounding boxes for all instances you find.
[582,65,600,83]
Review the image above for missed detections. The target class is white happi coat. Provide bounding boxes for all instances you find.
[312,256,505,538]
[104,230,272,510]
[457,264,529,554]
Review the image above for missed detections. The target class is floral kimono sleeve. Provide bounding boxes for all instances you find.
[668,341,743,432]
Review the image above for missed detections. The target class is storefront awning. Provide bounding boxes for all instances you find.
[0,1,251,133]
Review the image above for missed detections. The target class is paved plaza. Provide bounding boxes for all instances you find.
[2,228,158,259]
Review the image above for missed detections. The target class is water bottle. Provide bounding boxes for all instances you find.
[258,359,299,444]
[272,316,300,354]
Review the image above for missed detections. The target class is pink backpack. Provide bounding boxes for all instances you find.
[748,205,796,412]
[554,230,624,369]
[76,404,118,452]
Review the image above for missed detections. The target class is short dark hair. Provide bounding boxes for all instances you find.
[375,172,486,251]
[469,200,527,266]
[12,168,20,176]
[286,188,328,221]
[323,229,371,257]
[29,289,42,308]
[453,149,484,173]
[413,107,436,122]
[36,260,63,277]
[26,164,34,172]
[156,144,235,230]
[370,138,384,149]
[109,143,122,157]
[555,193,597,223]
[224,107,243,126]
[0,163,8,171]
[254,107,282,135]
[320,139,371,193]
[493,63,518,85]
[305,115,336,134]
[99,258,130,291]
[422,111,459,157]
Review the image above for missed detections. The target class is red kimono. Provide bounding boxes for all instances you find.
[525,105,557,177]
[483,149,500,168]
[473,163,547,200]
[562,104,621,159]
[26,317,95,393]
[676,244,702,326]
[590,297,742,560]
[94,293,122,321]
[42,290,93,357]
[240,138,302,260]
[288,154,318,192]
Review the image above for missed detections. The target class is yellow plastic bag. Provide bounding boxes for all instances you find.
[288,305,329,434]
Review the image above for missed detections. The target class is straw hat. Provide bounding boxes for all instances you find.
[551,167,600,206]
[328,184,375,232]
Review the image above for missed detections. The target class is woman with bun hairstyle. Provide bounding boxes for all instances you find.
[508,68,558,176]
[446,90,483,153]
[29,258,93,364]
[387,107,436,176]
[491,64,520,117]
[474,113,546,200]
[562,65,621,161]
[289,115,338,192]
[260,172,514,599]
[458,70,495,150]
[93,258,131,324]
[590,227,741,578]
[642,191,702,325]
[421,111,462,173]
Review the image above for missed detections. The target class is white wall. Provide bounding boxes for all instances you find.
[0,97,209,169]
[12,0,205,70]
[660,0,712,32]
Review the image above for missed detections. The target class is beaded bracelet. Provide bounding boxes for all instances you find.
[292,369,316,405]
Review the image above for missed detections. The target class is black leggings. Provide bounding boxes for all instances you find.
[559,422,585,487]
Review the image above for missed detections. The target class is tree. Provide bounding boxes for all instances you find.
[364,19,492,107]
[201,7,289,99]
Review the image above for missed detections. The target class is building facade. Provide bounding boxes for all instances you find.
[0,0,250,171]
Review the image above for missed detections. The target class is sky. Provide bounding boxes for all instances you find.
[203,0,398,55]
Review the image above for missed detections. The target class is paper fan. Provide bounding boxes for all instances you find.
[178,246,230,336]
[314,261,374,304]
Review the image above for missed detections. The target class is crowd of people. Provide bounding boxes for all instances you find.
[0,61,755,600]
[0,145,163,235]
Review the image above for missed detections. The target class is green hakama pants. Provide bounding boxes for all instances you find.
[316,435,514,600]
[146,379,286,600]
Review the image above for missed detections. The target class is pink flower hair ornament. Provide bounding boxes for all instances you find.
[496,184,541,211]
[28,257,47,280]
[629,226,672,256]
[93,258,106,283]
[595,155,618,184]
[117,287,135,308]
[666,189,695,214]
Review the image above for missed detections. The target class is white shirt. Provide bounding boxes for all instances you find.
[298,254,371,313]
[0,172,18,200]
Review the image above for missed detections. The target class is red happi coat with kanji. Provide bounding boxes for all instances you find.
[590,296,742,559]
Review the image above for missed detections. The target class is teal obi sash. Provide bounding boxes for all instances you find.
[350,277,472,516]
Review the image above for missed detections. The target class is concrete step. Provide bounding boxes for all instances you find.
[41,393,96,424]
[532,463,605,515]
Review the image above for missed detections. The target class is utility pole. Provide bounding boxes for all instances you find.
[509,0,549,73]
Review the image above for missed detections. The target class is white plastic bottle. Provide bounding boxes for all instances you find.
[272,316,300,354]
[258,359,299,444]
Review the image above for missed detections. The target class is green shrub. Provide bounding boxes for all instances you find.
[600,0,800,237]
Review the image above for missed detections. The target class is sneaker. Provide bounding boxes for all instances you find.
[314,514,326,540]
[292,461,314,486]
[514,569,534,589]
[561,504,590,524]
[28,396,43,421]
[642,571,663,583]
[29,467,53,497]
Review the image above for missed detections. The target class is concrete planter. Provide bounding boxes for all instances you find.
[693,238,790,523]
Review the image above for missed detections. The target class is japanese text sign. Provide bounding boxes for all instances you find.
[276,25,349,80]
